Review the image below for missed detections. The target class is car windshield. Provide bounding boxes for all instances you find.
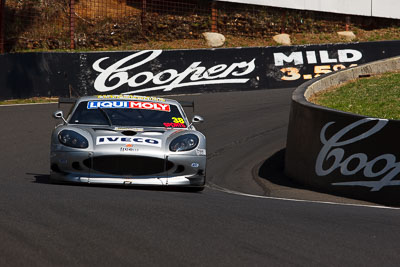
[69,100,187,128]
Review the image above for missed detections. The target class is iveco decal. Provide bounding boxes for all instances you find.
[97,136,162,147]
[92,50,256,94]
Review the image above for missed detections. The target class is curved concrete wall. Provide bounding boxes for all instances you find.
[285,56,400,205]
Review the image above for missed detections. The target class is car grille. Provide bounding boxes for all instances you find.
[83,156,174,176]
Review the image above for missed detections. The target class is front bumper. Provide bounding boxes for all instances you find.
[50,173,205,186]
[50,151,206,187]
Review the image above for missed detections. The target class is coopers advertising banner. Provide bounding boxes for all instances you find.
[1,40,400,99]
[286,101,400,205]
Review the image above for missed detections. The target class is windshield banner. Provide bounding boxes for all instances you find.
[87,101,171,112]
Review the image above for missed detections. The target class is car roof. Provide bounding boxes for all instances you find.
[76,95,180,106]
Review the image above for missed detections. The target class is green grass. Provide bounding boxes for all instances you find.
[310,71,400,120]
[0,97,58,105]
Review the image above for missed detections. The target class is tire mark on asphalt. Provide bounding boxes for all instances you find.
[207,124,287,160]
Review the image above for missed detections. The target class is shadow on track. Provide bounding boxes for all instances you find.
[29,173,204,193]
[257,150,400,207]
[258,149,305,189]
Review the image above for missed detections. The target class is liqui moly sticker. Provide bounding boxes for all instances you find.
[87,101,170,112]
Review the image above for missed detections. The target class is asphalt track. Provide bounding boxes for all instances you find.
[1,88,400,266]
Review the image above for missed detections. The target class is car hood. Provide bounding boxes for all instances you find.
[80,125,187,154]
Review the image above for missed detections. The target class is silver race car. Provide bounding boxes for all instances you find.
[50,95,206,190]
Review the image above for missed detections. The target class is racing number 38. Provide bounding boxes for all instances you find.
[172,117,185,123]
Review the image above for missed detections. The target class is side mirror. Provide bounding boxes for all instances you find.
[192,115,204,124]
[53,110,68,124]
[53,110,63,119]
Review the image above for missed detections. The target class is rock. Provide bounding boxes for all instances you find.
[273,33,291,45]
[337,31,356,41]
[202,32,225,48]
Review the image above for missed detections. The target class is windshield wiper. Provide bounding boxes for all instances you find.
[98,108,113,126]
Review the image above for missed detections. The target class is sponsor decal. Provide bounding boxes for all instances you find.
[96,95,165,102]
[316,118,400,191]
[164,117,186,127]
[274,49,362,81]
[120,144,139,152]
[87,101,170,112]
[114,127,144,132]
[196,148,206,156]
[97,136,162,147]
[163,122,186,128]
[92,50,256,94]
[274,49,362,66]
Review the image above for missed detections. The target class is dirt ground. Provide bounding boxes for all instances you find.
[75,0,140,19]
[96,27,400,51]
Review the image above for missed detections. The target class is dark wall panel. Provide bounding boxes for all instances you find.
[285,78,400,205]
[1,40,400,100]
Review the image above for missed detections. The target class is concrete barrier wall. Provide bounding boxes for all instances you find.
[285,56,400,205]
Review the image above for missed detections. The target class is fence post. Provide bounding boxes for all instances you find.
[345,16,351,31]
[70,0,75,50]
[141,0,146,31]
[280,10,287,34]
[0,0,5,53]
[211,1,217,32]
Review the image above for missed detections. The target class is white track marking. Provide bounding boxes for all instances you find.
[206,183,400,210]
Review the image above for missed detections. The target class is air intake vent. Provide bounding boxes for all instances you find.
[121,130,137,136]
[83,156,173,176]
[173,165,185,174]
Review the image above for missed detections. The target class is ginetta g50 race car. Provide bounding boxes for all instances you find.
[50,95,206,190]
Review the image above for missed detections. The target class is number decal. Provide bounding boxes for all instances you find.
[332,64,346,71]
[280,67,301,81]
[314,65,332,77]
[280,64,359,82]
[172,117,185,123]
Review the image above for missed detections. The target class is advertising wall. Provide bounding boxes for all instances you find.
[1,41,400,100]
[286,91,400,205]
[285,56,400,205]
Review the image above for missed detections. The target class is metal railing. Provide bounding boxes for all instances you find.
[0,0,5,53]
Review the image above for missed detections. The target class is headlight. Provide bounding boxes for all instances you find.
[169,134,199,152]
[58,130,89,149]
